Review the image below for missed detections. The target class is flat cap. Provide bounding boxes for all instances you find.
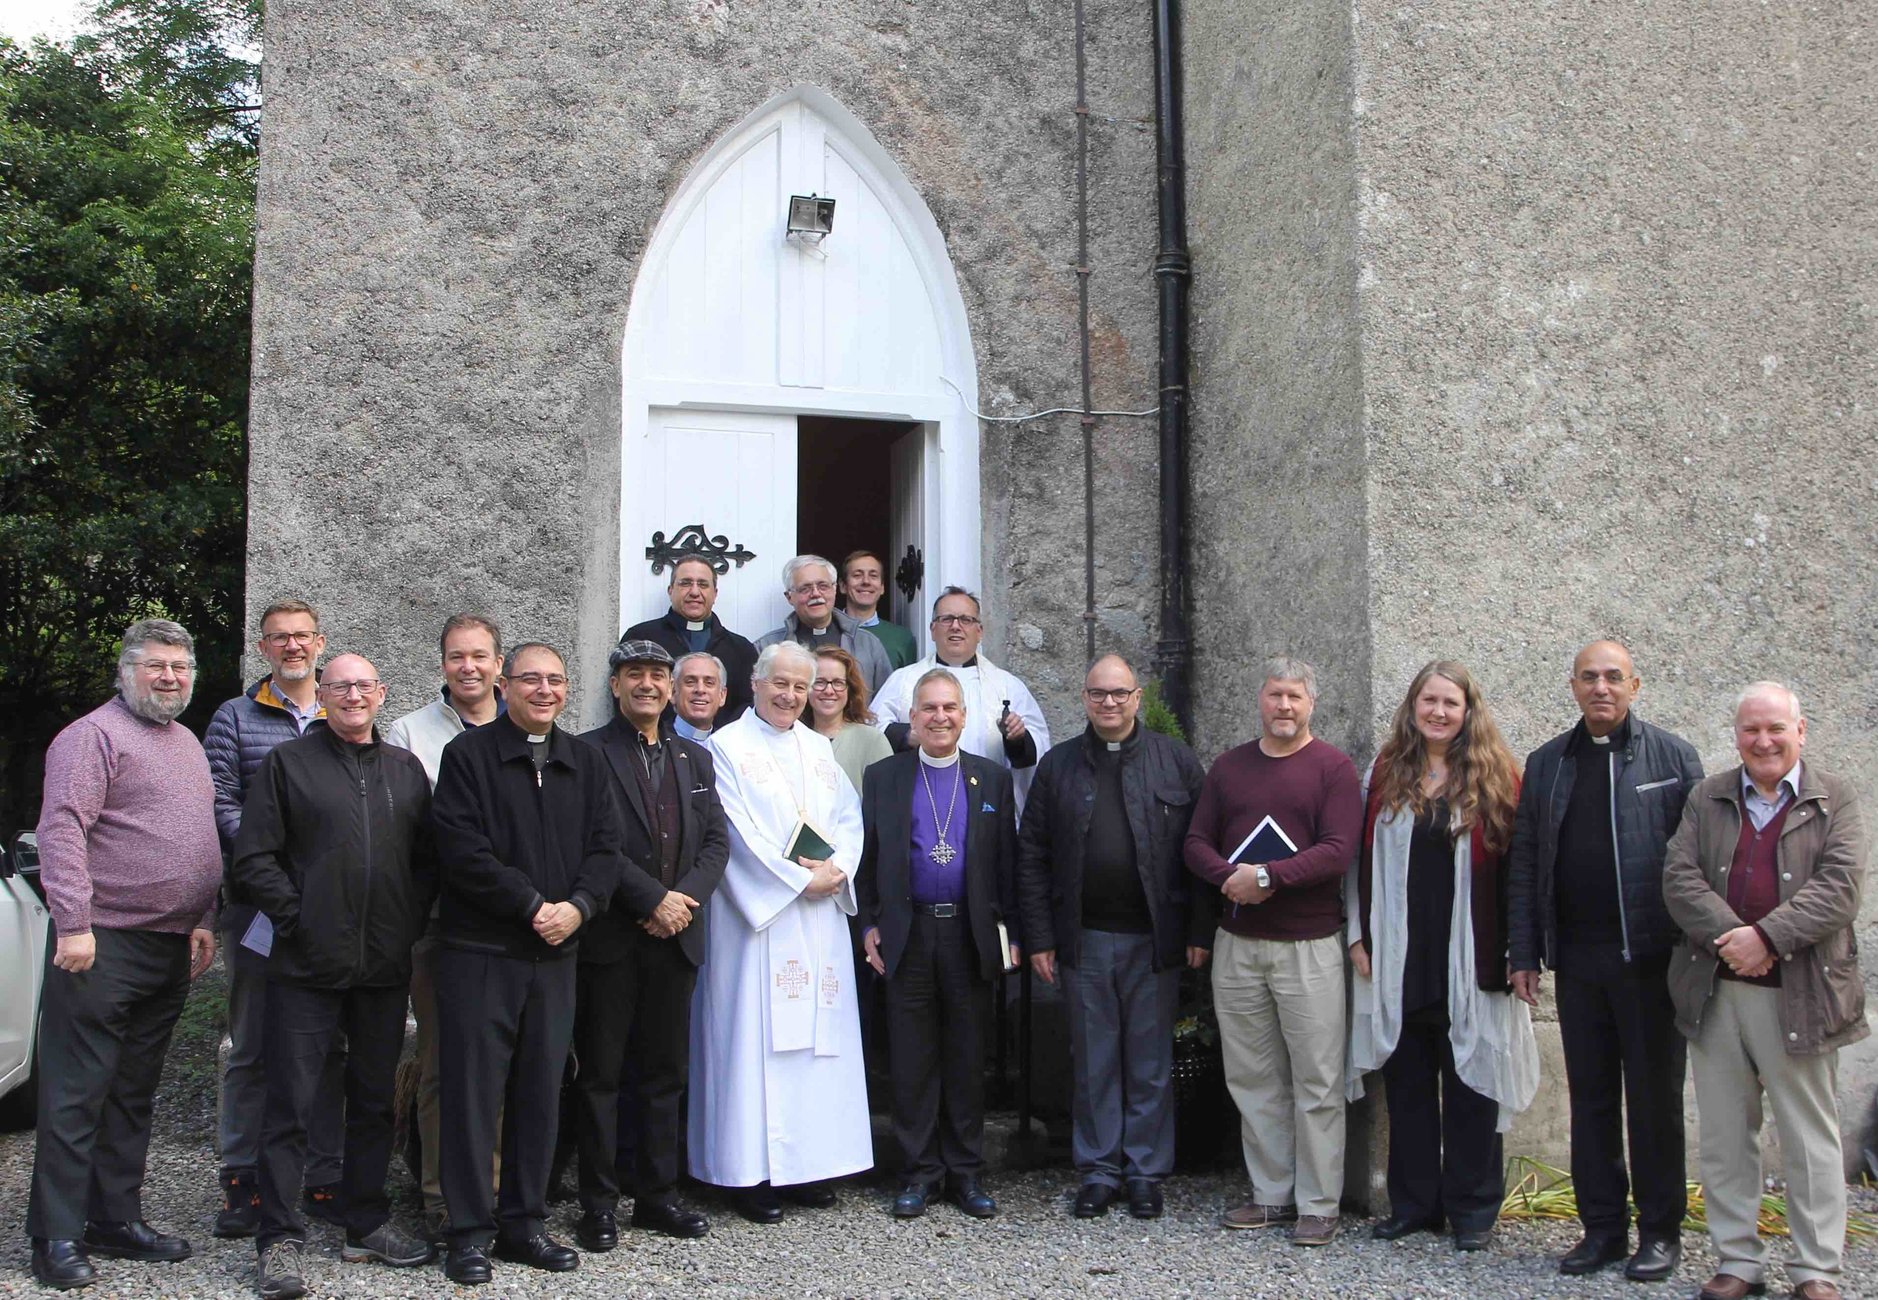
[609,638,675,670]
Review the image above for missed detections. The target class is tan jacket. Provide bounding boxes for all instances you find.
[1662,763,1867,1056]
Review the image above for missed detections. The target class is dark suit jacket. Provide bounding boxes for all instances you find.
[576,715,729,967]
[857,750,1018,982]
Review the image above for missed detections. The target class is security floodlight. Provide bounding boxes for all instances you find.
[786,194,835,245]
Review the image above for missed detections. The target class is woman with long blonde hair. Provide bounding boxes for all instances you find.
[1346,660,1538,1251]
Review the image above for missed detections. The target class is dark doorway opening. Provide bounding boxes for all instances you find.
[797,415,914,621]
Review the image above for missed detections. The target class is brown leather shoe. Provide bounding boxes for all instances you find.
[1219,1202,1297,1230]
[1291,1214,1339,1246]
[1697,1275,1766,1300]
[1790,1283,1840,1300]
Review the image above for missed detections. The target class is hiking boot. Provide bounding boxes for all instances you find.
[215,1168,261,1239]
[257,1239,307,1300]
[341,1222,434,1267]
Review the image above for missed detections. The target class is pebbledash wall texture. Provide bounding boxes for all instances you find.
[248,0,1875,1191]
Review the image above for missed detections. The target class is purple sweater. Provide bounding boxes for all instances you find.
[1184,737,1363,941]
[35,696,222,938]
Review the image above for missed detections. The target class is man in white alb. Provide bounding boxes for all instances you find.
[871,587,1050,812]
[690,641,872,1224]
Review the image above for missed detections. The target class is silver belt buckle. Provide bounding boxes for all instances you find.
[928,903,957,918]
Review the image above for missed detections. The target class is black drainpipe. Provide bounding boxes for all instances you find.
[1151,0,1193,729]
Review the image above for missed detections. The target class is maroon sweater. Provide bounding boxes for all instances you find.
[1184,737,1363,941]
[36,696,222,938]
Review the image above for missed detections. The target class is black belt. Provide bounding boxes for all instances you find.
[914,902,963,918]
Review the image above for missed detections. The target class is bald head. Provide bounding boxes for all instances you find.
[318,652,386,744]
[1083,654,1142,741]
[1569,640,1640,736]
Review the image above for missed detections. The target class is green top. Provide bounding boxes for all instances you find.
[859,617,918,671]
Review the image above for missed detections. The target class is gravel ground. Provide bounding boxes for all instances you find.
[1,972,1872,1298]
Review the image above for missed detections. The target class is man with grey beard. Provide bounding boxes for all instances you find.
[27,620,224,1290]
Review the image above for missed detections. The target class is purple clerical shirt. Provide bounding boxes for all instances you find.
[909,755,969,904]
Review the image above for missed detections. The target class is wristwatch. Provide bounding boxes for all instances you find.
[1255,866,1272,890]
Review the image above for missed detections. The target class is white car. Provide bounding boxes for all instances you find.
[1,831,49,1128]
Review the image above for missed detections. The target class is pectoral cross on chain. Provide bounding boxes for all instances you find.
[929,837,957,866]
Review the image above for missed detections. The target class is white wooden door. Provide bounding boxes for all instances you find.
[622,408,797,641]
[889,426,926,655]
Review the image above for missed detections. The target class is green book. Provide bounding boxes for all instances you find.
[785,818,838,864]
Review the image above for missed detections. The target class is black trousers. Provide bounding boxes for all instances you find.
[256,980,408,1249]
[885,913,988,1185]
[1380,1009,1504,1233]
[573,929,696,1212]
[1555,943,1687,1239]
[438,948,576,1248]
[27,927,190,1241]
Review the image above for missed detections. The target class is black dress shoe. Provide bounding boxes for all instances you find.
[1626,1236,1681,1282]
[1125,1179,1164,1220]
[632,1199,709,1239]
[733,1184,784,1224]
[493,1233,579,1272]
[444,1244,493,1285]
[892,1183,935,1219]
[82,1220,191,1261]
[1454,1225,1494,1252]
[1371,1215,1440,1241]
[30,1239,97,1290]
[1559,1234,1629,1275]
[779,1181,838,1209]
[1073,1183,1117,1219]
[946,1176,996,1219]
[574,1210,617,1252]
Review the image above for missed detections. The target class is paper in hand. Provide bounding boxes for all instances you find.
[240,911,275,958]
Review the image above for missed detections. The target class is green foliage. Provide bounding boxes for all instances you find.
[1139,678,1186,743]
[0,2,256,830]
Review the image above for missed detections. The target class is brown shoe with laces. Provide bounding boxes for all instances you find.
[1219,1202,1297,1230]
[1291,1214,1339,1246]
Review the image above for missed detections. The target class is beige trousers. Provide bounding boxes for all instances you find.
[1690,979,1845,1288]
[1212,931,1347,1217]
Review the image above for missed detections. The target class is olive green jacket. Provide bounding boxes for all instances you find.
[1662,762,1867,1056]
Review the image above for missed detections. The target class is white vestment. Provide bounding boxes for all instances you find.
[688,713,872,1187]
[872,653,1050,813]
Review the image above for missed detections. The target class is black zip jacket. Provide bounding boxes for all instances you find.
[1507,714,1704,970]
[230,723,437,989]
[1016,723,1213,971]
[431,715,623,960]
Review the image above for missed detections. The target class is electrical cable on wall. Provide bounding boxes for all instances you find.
[938,375,1158,424]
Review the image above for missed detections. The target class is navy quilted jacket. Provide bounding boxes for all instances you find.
[203,676,323,851]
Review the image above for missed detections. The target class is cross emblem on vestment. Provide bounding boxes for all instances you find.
[928,837,957,866]
[775,959,809,999]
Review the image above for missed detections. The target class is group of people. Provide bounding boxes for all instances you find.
[21,545,1867,1300]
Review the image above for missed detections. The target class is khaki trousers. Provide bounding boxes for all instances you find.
[1691,979,1845,1288]
[1212,930,1346,1217]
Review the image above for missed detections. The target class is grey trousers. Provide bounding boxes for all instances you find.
[219,917,344,1182]
[28,928,190,1240]
[1064,929,1180,1187]
[1691,979,1846,1289]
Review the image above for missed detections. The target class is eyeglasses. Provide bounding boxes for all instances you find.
[672,577,714,591]
[135,659,195,676]
[506,673,568,690]
[811,677,849,692]
[933,614,981,628]
[790,581,835,597]
[320,679,381,697]
[261,631,319,647]
[1083,687,1139,704]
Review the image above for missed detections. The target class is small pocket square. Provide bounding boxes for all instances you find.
[981,802,996,813]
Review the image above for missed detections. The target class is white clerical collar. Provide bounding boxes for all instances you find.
[919,749,962,768]
[685,619,706,632]
[526,731,548,745]
[1591,732,1612,745]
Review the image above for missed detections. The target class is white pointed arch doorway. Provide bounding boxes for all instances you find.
[620,85,980,650]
